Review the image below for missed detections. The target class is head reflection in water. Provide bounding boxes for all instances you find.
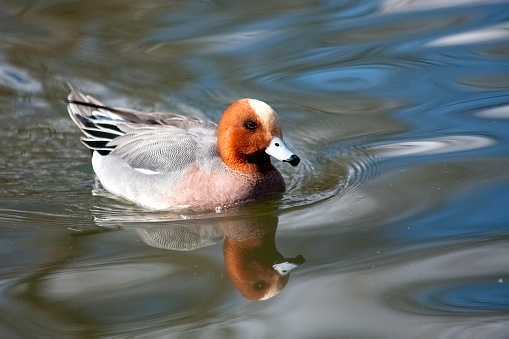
[136,214,304,300]
[222,215,304,300]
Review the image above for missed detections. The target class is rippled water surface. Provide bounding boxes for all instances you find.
[2,0,509,337]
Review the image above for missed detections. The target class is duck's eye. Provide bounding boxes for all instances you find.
[253,280,268,291]
[244,119,258,130]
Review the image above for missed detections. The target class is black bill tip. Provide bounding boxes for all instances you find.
[285,154,300,167]
[287,255,305,265]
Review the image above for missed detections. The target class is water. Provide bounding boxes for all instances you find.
[1,0,509,337]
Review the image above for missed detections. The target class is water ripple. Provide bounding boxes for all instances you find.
[371,135,496,158]
[477,104,509,119]
[293,66,392,92]
[0,64,41,93]
[411,279,509,314]
[426,22,509,47]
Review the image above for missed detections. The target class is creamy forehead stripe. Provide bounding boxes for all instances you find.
[259,282,282,300]
[247,99,282,136]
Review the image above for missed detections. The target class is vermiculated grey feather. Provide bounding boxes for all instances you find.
[67,84,219,173]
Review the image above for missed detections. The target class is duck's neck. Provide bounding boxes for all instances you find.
[221,149,276,175]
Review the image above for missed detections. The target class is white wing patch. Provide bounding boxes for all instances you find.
[91,109,126,121]
[134,168,162,175]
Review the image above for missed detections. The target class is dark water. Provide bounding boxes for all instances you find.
[2,0,509,337]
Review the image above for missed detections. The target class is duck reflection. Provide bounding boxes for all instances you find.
[135,214,304,300]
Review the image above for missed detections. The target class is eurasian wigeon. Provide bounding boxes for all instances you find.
[67,85,300,210]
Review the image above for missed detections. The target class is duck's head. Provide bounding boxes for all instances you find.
[217,99,300,174]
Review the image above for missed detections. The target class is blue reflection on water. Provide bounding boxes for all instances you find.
[415,279,509,314]
[283,66,391,92]
[0,64,41,92]
[388,183,509,241]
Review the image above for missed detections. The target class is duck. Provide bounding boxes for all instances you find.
[67,85,300,210]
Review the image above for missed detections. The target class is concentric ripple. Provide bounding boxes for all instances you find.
[392,278,509,316]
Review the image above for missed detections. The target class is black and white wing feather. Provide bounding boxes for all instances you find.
[67,84,218,173]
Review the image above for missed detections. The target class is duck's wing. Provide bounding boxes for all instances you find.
[108,124,218,173]
[67,84,218,173]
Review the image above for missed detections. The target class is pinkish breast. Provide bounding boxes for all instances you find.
[170,165,285,210]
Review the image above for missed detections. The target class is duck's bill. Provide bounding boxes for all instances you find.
[265,137,300,166]
[272,255,305,276]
